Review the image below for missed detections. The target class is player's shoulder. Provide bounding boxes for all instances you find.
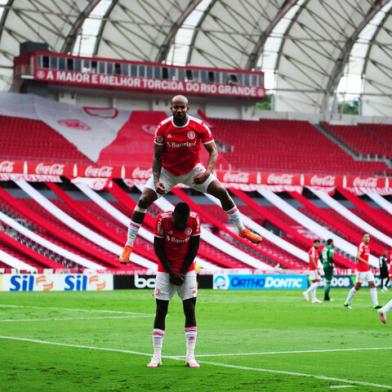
[188,115,210,129]
[157,210,173,220]
[189,211,200,220]
[157,116,172,128]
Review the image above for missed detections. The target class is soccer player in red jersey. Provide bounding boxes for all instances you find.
[344,233,381,310]
[120,95,261,263]
[303,239,322,304]
[147,202,200,368]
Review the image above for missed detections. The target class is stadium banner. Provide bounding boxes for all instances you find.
[303,174,344,188]
[0,160,24,174]
[213,274,307,290]
[345,176,387,189]
[35,69,265,99]
[114,274,213,289]
[263,172,302,186]
[26,161,74,177]
[0,274,113,292]
[318,275,353,288]
[76,163,123,179]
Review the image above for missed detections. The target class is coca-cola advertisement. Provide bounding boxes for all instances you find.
[0,160,23,174]
[215,170,257,184]
[345,176,386,189]
[303,174,343,188]
[125,166,153,180]
[262,172,302,186]
[78,164,121,178]
[26,161,73,177]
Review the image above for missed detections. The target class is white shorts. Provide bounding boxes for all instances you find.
[356,271,375,284]
[144,163,217,197]
[154,271,198,301]
[308,270,320,281]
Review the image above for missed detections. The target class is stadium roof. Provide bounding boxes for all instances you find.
[0,0,391,116]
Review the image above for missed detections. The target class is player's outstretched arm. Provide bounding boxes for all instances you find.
[152,144,166,194]
[180,235,200,275]
[193,142,218,184]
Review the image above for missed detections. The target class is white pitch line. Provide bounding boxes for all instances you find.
[0,304,153,316]
[196,360,392,390]
[330,386,353,389]
[194,346,392,358]
[0,315,151,323]
[0,336,391,390]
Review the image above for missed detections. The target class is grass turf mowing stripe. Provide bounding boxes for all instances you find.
[0,315,151,323]
[0,303,153,315]
[0,335,391,390]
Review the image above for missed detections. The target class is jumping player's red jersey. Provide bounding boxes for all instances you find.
[154,115,214,175]
[357,242,370,272]
[308,246,319,270]
[154,211,201,273]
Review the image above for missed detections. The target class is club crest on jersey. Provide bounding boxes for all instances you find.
[156,135,164,143]
[187,131,196,140]
[185,227,192,235]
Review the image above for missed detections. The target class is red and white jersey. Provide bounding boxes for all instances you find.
[357,242,370,272]
[154,115,214,176]
[308,246,319,270]
[154,211,201,273]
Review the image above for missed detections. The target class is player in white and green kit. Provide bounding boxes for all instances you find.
[320,239,335,301]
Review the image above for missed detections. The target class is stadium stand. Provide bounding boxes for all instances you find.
[207,117,389,174]
[322,122,392,159]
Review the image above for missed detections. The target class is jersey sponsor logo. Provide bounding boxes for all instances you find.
[167,140,197,148]
[187,131,196,140]
[165,235,189,244]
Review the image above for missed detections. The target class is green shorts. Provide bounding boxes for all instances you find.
[323,265,334,282]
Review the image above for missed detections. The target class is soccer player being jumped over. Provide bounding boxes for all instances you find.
[119,95,262,263]
[147,202,200,368]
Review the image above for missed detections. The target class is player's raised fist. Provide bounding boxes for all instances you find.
[155,182,166,195]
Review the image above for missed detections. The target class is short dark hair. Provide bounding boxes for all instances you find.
[174,202,190,217]
[313,239,320,244]
[327,239,333,245]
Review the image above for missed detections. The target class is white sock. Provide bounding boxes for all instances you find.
[370,288,378,306]
[382,299,392,313]
[185,326,197,359]
[225,207,245,232]
[311,282,318,301]
[152,329,164,358]
[126,220,142,247]
[345,287,357,304]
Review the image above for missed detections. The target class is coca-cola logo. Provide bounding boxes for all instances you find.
[310,175,336,187]
[353,177,378,187]
[36,163,64,175]
[0,160,14,173]
[132,167,152,179]
[267,173,293,185]
[85,166,113,177]
[222,172,250,183]
[36,70,46,79]
[58,119,91,130]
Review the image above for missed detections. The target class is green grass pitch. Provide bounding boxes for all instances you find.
[0,289,391,391]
